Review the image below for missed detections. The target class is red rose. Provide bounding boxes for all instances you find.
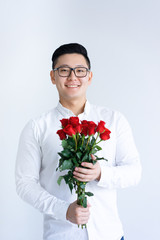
[88,121,97,135]
[75,124,82,133]
[63,124,76,136]
[60,118,69,128]
[69,117,79,127]
[96,121,106,133]
[57,129,66,140]
[81,120,88,125]
[100,128,111,140]
[81,123,89,136]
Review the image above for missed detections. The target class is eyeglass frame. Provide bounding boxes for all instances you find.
[52,66,90,78]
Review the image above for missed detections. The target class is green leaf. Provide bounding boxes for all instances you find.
[72,157,79,167]
[79,146,85,152]
[96,157,108,161]
[79,182,86,189]
[91,136,96,145]
[61,149,72,158]
[69,183,73,193]
[90,148,97,154]
[62,139,68,148]
[76,151,83,159]
[56,157,64,170]
[92,160,97,165]
[85,191,94,197]
[59,159,73,171]
[88,154,92,161]
[67,137,75,147]
[63,174,70,184]
[68,170,73,177]
[78,194,85,200]
[57,176,64,185]
[95,145,102,151]
[62,174,74,193]
[82,152,89,162]
[83,138,88,148]
[82,197,87,208]
[58,152,64,158]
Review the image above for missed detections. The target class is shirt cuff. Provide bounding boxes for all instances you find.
[52,200,70,222]
[97,165,113,188]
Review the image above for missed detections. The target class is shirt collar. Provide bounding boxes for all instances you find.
[56,100,90,118]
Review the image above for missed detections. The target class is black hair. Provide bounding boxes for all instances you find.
[51,43,91,70]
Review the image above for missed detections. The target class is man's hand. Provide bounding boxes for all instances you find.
[66,200,91,225]
[73,154,101,182]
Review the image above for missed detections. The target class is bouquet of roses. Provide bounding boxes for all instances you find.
[56,117,111,228]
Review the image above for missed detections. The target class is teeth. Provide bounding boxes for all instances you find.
[66,85,79,88]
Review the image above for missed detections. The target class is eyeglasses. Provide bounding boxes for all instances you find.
[53,66,90,78]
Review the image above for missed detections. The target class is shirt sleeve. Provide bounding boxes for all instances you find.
[97,112,142,189]
[15,120,70,221]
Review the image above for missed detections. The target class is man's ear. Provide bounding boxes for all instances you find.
[50,70,56,85]
[88,71,93,85]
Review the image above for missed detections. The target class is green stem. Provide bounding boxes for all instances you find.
[77,181,87,229]
[85,136,91,150]
[90,132,100,152]
[76,133,79,146]
[94,132,100,144]
[82,134,85,147]
[73,134,77,151]
[95,139,102,145]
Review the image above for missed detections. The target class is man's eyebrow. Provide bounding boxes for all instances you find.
[58,64,70,67]
[75,65,86,67]
[58,64,86,68]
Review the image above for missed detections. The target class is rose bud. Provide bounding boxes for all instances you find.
[81,120,88,125]
[81,124,89,136]
[57,129,66,140]
[88,121,97,135]
[69,117,79,127]
[60,118,69,128]
[63,124,76,136]
[100,128,111,140]
[75,124,82,133]
[96,121,106,133]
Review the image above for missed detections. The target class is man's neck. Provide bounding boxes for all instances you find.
[60,97,87,116]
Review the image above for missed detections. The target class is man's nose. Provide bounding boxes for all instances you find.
[68,69,77,80]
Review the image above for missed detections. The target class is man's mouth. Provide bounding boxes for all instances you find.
[65,85,80,88]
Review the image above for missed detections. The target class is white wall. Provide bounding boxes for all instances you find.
[0,0,160,239]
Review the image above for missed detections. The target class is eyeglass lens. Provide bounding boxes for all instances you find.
[58,67,87,77]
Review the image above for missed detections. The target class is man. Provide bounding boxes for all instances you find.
[15,43,141,240]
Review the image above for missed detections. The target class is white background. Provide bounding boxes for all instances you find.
[0,0,160,239]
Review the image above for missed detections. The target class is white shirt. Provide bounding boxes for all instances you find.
[15,101,141,240]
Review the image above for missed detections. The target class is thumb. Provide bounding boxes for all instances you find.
[91,154,96,160]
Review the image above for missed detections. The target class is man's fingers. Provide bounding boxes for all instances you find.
[73,170,94,181]
[73,159,101,182]
[81,162,95,168]
[78,205,91,212]
[91,154,96,160]
[66,201,91,225]
[74,167,93,175]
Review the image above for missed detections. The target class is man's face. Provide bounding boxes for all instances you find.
[50,53,92,103]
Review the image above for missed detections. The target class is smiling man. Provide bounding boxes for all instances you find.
[50,52,92,116]
[15,43,141,240]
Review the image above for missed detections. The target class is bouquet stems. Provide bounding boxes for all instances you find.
[76,181,87,229]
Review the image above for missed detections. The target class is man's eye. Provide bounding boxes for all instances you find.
[77,68,85,72]
[60,68,69,72]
